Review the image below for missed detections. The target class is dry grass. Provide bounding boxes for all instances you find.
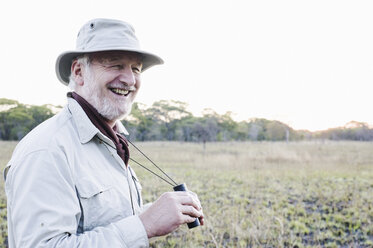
[131,141,373,247]
[1,141,373,247]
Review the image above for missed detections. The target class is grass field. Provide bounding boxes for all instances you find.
[0,140,373,247]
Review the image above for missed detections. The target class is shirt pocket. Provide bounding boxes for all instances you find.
[76,179,132,231]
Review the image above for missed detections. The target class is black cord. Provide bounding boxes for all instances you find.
[127,139,178,186]
[129,158,176,187]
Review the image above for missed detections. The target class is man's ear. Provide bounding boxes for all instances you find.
[71,60,85,86]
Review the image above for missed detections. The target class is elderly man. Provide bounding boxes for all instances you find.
[4,18,203,247]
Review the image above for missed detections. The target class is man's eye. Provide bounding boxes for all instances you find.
[132,67,141,73]
[111,64,124,69]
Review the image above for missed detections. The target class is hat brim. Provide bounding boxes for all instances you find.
[55,47,164,85]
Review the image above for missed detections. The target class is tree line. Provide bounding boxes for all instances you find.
[1,98,373,142]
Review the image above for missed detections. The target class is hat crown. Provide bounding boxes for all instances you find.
[76,18,140,51]
[56,18,163,85]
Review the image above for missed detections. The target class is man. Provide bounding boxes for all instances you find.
[4,18,204,247]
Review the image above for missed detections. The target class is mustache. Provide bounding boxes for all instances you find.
[107,81,136,91]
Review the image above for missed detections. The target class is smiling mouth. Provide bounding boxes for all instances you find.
[110,88,131,96]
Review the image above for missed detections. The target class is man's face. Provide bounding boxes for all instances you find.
[76,51,142,123]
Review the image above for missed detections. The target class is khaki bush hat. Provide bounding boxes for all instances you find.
[55,18,164,85]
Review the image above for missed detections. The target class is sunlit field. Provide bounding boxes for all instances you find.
[0,141,372,247]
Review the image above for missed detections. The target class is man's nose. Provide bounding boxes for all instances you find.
[119,67,136,86]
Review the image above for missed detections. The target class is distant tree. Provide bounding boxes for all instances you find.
[313,121,373,141]
[218,112,237,141]
[4,98,373,142]
[28,105,54,129]
[147,100,192,140]
[265,121,288,141]
[177,116,196,142]
[5,106,34,140]
[124,103,155,141]
[248,123,262,141]
[0,98,19,105]
[248,118,270,141]
[0,99,56,140]
[191,120,210,143]
[234,121,249,141]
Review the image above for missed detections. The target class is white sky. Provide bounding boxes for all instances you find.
[1,0,373,131]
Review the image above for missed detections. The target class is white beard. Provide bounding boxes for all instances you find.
[80,69,132,121]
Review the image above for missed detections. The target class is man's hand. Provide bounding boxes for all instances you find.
[139,191,204,238]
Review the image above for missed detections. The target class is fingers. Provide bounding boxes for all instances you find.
[178,193,204,225]
[139,191,204,238]
[187,190,202,209]
[182,214,198,224]
[187,191,204,226]
[198,215,205,226]
[180,205,204,226]
[165,191,204,223]
[174,191,202,211]
[181,205,202,218]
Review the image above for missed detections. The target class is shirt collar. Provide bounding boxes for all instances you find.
[115,120,130,136]
[67,97,128,144]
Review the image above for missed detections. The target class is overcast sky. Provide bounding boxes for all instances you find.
[1,0,373,131]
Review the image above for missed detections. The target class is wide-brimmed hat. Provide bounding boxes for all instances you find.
[55,18,164,85]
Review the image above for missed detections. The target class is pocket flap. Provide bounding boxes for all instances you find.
[77,178,112,199]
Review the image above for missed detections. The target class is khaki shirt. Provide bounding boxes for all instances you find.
[4,98,149,247]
